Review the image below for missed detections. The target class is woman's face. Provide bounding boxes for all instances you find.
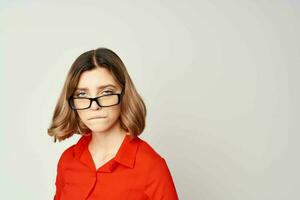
[74,67,123,133]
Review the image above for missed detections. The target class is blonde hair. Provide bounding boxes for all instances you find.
[47,48,147,142]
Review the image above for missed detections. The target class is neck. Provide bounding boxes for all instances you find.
[89,123,128,155]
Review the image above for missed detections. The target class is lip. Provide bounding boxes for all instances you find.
[89,116,107,120]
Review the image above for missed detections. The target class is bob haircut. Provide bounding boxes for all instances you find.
[48,47,147,142]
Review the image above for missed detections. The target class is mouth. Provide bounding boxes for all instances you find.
[89,116,107,120]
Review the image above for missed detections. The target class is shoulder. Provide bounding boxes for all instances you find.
[136,137,166,166]
[136,138,179,199]
[60,144,76,159]
[56,144,76,170]
[56,134,90,169]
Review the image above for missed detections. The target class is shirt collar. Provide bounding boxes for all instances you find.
[73,131,140,170]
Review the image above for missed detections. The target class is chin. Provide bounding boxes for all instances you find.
[84,115,119,129]
[87,123,110,131]
[87,121,118,132]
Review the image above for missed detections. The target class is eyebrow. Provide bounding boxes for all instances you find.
[75,84,116,91]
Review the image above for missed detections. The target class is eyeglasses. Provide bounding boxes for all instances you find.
[68,90,124,110]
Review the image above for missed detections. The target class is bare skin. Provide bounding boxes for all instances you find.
[88,127,128,170]
[75,67,129,170]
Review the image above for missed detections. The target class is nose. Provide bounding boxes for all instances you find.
[90,99,101,110]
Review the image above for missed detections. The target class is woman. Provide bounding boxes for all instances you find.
[48,48,179,200]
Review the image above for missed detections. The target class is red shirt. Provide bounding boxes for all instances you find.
[54,132,179,200]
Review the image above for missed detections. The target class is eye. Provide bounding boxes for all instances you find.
[74,89,114,97]
[102,90,113,94]
[75,92,86,97]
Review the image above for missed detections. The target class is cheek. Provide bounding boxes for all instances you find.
[107,105,121,119]
[76,110,88,122]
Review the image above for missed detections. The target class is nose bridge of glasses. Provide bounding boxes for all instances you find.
[90,96,102,108]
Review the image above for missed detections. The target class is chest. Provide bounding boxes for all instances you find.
[88,143,117,171]
[92,154,115,171]
[61,167,149,200]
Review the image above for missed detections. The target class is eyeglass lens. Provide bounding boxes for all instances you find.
[72,94,119,109]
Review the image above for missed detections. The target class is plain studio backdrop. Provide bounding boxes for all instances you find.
[1,0,299,199]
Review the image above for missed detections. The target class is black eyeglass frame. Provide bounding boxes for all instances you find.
[68,90,125,110]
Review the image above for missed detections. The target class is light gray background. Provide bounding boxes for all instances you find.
[1,0,299,199]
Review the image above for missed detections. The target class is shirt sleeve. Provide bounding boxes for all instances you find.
[144,157,179,200]
[53,153,65,200]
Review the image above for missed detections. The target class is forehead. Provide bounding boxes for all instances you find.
[76,68,119,90]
